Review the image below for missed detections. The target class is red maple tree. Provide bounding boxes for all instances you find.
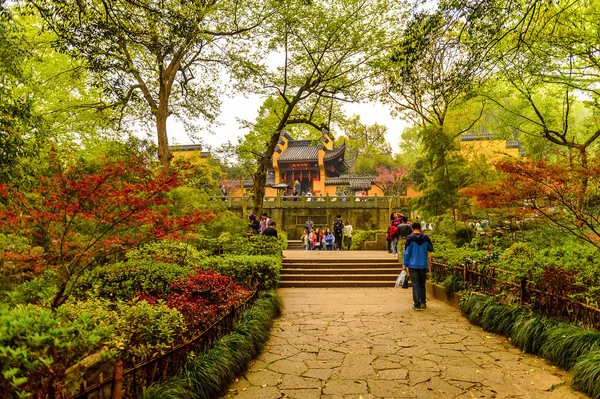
[0,155,212,307]
[464,159,600,249]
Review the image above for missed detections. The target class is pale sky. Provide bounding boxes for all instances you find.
[168,93,408,154]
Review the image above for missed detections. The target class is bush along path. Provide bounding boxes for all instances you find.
[461,293,600,399]
[139,291,283,399]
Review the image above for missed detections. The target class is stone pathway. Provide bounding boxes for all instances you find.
[222,288,588,399]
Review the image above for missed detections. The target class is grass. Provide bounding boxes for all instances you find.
[458,292,600,399]
[541,327,600,369]
[139,291,283,399]
[572,351,600,399]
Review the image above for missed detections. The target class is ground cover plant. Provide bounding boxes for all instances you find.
[460,293,600,398]
[139,291,283,399]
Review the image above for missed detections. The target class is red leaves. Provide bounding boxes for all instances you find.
[139,269,252,331]
[0,155,213,296]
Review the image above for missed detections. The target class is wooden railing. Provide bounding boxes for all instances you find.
[431,261,600,328]
[210,194,409,209]
[62,290,260,399]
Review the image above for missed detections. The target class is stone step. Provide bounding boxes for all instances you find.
[281,268,402,275]
[278,281,398,288]
[282,263,399,269]
[280,274,399,282]
[283,258,398,265]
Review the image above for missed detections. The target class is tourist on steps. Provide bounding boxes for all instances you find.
[342,220,353,250]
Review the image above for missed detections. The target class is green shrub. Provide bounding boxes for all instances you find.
[77,260,194,300]
[140,291,283,399]
[350,229,386,250]
[7,269,58,306]
[228,235,286,256]
[60,299,187,362]
[572,350,600,399]
[0,304,114,398]
[199,255,282,290]
[540,326,600,369]
[442,275,463,294]
[126,240,209,267]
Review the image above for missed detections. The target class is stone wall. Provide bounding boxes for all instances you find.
[231,205,412,240]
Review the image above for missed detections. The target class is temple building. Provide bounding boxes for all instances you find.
[229,129,421,198]
[458,133,523,163]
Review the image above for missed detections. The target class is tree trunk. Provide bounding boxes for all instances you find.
[155,109,171,169]
[252,132,281,216]
[575,147,589,226]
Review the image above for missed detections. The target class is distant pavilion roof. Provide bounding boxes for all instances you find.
[325,174,376,190]
[277,140,319,162]
[277,140,346,163]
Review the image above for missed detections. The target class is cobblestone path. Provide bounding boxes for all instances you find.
[223,288,587,399]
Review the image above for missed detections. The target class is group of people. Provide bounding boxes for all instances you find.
[386,212,413,258]
[383,212,435,310]
[301,215,353,251]
[247,212,278,238]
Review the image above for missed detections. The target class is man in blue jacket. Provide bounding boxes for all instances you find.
[403,222,434,310]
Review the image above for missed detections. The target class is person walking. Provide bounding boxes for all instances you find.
[342,220,353,250]
[333,215,344,250]
[389,213,402,257]
[259,213,270,234]
[403,222,434,310]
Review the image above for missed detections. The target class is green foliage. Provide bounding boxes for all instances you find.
[126,240,208,268]
[60,299,187,363]
[199,255,281,290]
[6,269,57,306]
[498,242,537,280]
[140,291,283,399]
[350,229,386,250]
[510,314,557,355]
[572,351,600,399]
[540,327,600,369]
[227,235,287,256]
[441,275,463,295]
[77,260,194,301]
[0,303,114,397]
[459,291,600,399]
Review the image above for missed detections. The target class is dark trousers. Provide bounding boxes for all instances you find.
[409,268,428,307]
[334,234,343,249]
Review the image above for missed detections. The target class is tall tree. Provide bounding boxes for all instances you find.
[338,114,393,174]
[383,8,488,215]
[30,0,273,167]
[246,0,395,215]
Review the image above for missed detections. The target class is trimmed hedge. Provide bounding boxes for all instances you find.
[139,291,283,399]
[77,260,194,300]
[460,293,600,399]
[198,255,282,290]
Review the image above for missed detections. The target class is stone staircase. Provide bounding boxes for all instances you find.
[279,256,403,288]
[287,240,304,250]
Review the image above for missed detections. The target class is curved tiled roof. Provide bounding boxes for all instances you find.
[323,145,346,161]
[278,140,346,163]
[460,133,495,141]
[277,145,320,162]
[325,175,376,189]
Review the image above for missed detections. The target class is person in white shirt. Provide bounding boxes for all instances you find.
[342,221,353,250]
